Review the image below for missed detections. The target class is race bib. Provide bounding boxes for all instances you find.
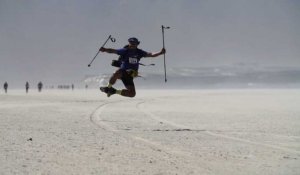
[129,57,138,64]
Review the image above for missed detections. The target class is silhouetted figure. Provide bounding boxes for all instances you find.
[38,81,43,92]
[71,84,74,91]
[25,82,29,93]
[3,82,8,93]
[99,37,165,97]
[85,84,88,89]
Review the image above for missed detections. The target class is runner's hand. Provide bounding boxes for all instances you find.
[99,47,106,52]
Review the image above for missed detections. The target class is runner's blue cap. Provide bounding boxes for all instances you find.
[128,37,140,45]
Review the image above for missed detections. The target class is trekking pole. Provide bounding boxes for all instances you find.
[139,63,155,66]
[88,35,116,67]
[161,25,170,82]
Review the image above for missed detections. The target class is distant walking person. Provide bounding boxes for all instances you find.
[71,84,74,91]
[25,82,29,93]
[38,81,43,92]
[3,82,8,93]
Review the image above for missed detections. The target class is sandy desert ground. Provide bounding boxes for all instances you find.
[0,89,300,175]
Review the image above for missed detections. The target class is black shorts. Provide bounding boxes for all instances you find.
[121,70,134,87]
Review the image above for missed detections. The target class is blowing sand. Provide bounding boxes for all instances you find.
[0,89,299,175]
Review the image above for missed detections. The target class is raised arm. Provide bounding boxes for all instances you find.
[146,48,166,57]
[99,47,118,54]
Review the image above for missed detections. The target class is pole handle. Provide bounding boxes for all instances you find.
[100,35,112,48]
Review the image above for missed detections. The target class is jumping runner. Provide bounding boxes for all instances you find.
[99,37,165,97]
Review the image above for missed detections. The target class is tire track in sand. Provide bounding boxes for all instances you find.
[137,100,300,155]
[89,99,230,174]
[90,99,192,155]
[89,100,120,131]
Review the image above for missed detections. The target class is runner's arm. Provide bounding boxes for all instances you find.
[99,47,118,54]
[146,48,166,57]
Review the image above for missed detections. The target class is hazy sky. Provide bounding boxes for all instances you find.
[1,0,300,87]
